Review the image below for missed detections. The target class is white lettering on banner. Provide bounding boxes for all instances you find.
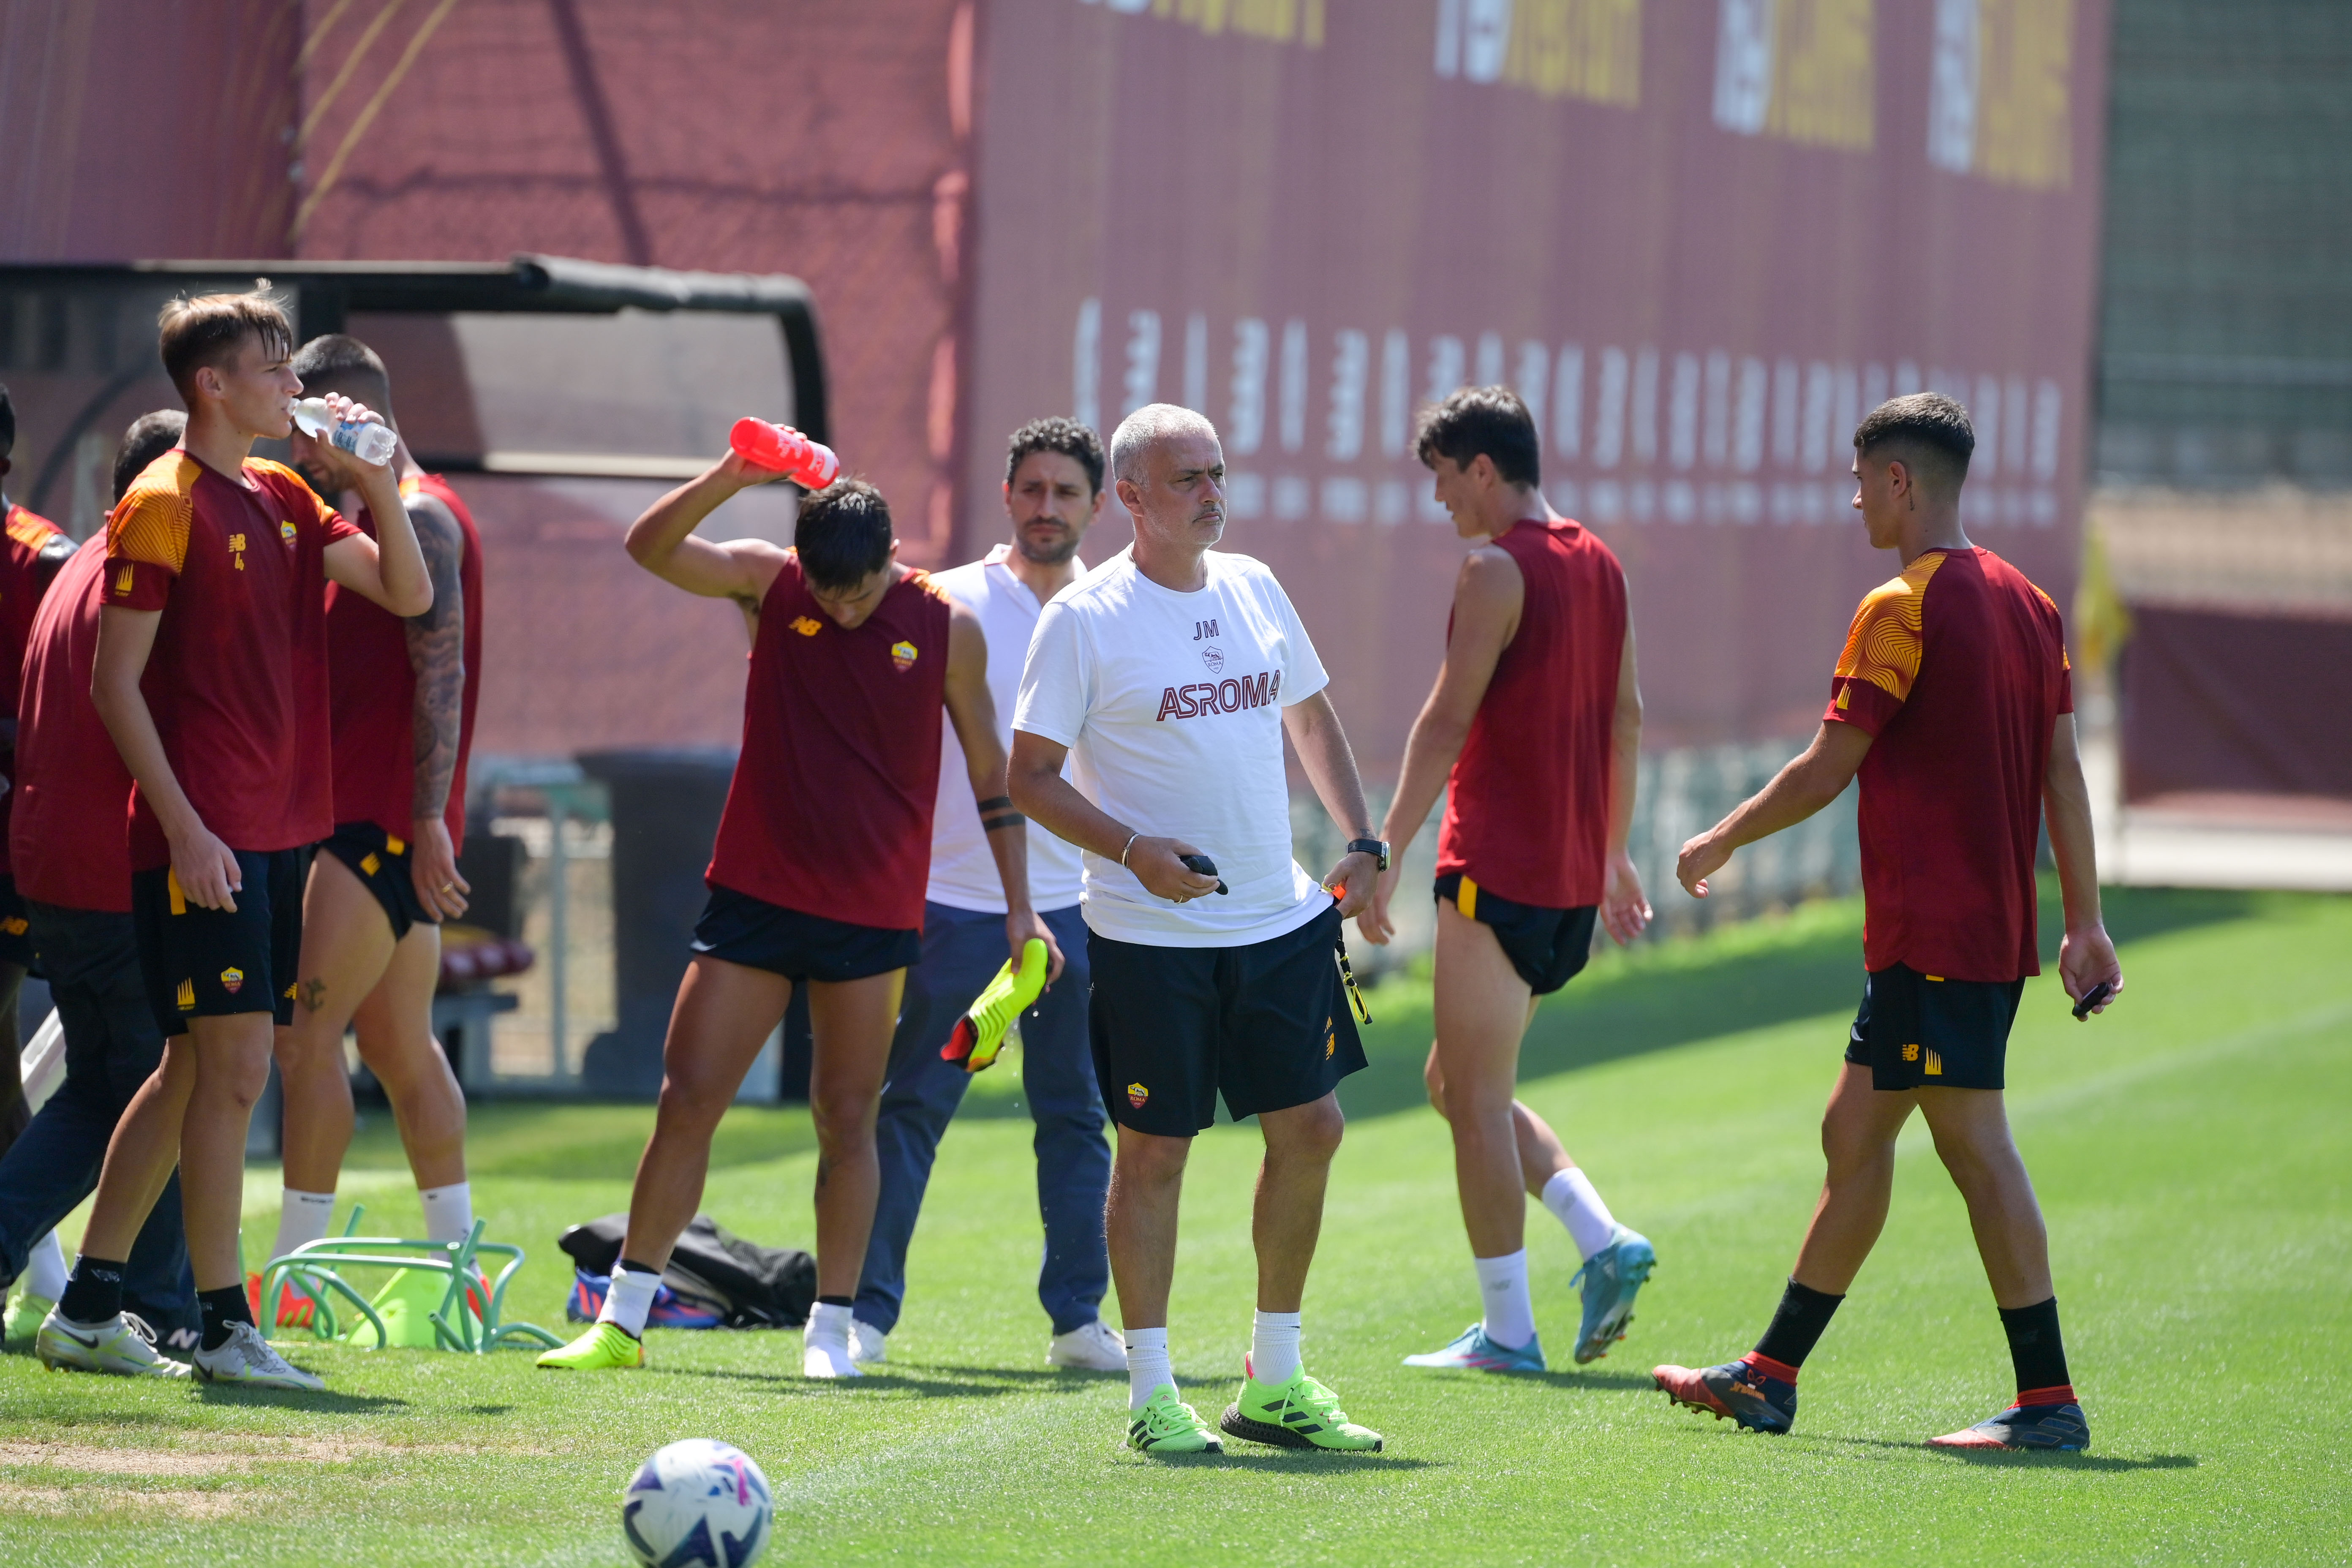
[1592,346,1628,468]
[1928,0,1980,174]
[1475,330,1505,387]
[1182,311,1208,413]
[1631,347,1660,466]
[1379,329,1411,457]
[1328,329,1368,460]
[1067,300,2062,529]
[1122,309,1160,417]
[1516,340,1550,436]
[1669,352,1700,471]
[1229,318,1268,454]
[1278,319,1308,452]
[1073,297,1101,431]
[1552,344,1584,460]
[1713,0,1774,135]
[1425,334,1466,412]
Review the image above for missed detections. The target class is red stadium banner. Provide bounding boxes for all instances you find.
[961,0,2111,770]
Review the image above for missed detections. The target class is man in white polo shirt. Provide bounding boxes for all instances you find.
[849,418,1124,1373]
[1010,403,1388,1456]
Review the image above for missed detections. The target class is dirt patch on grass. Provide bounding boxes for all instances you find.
[0,1434,548,1474]
[1,1486,245,1520]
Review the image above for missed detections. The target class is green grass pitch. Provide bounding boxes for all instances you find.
[3,885,2346,1564]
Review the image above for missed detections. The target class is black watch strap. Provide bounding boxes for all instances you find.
[1347,837,1391,873]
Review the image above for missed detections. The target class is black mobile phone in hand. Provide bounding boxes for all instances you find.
[1179,854,1229,895]
[2071,981,2113,1021]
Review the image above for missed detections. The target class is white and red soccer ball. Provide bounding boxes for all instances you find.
[622,1438,773,1567]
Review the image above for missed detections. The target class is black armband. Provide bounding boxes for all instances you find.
[981,811,1026,833]
[976,795,1015,813]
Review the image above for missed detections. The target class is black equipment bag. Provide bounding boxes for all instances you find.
[559,1212,817,1329]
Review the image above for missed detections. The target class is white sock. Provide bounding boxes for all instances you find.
[419,1181,475,1247]
[24,1230,68,1301]
[1475,1250,1537,1351]
[1125,1325,1173,1410]
[1250,1310,1302,1386]
[806,1301,852,1346]
[599,1265,661,1338]
[1543,1167,1619,1261]
[271,1189,337,1262]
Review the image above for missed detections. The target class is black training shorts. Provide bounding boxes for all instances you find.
[691,882,920,984]
[321,821,437,943]
[0,875,35,972]
[1434,872,1598,996]
[1086,901,1366,1136]
[1845,962,2025,1091]
[131,847,308,1037]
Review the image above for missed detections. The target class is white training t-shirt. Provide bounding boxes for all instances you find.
[1014,546,1332,947]
[926,545,1087,913]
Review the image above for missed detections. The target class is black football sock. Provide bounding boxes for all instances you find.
[1998,1297,2072,1401]
[198,1285,256,1352]
[57,1256,127,1324]
[1752,1278,1845,1373]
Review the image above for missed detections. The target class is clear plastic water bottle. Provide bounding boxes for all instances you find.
[730,418,841,488]
[291,397,398,466]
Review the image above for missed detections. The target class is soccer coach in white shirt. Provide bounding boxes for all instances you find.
[1011,403,1387,1456]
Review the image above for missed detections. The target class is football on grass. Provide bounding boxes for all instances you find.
[622,1438,773,1567]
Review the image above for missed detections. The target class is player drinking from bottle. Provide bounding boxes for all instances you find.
[849,417,1122,1373]
[1010,403,1386,1455]
[537,452,1055,1380]
[1361,387,1658,1376]
[1653,393,2120,1450]
[264,334,485,1313]
[40,286,430,1389]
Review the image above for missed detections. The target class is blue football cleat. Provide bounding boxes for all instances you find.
[1653,1354,1799,1434]
[1929,1399,2090,1451]
[1571,1225,1656,1362]
[1402,1322,1548,1374]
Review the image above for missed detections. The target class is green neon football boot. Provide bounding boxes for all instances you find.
[536,1320,646,1371]
[939,937,1049,1073]
[1220,1364,1384,1452]
[1127,1384,1223,1454]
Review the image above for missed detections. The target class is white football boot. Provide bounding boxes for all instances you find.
[35,1310,191,1377]
[193,1321,325,1391]
[1048,1318,1127,1372]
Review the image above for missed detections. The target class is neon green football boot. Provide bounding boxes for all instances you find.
[1127,1384,1223,1454]
[939,937,1049,1073]
[1220,1364,1384,1451]
[536,1321,645,1371]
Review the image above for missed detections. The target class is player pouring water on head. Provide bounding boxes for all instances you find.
[1360,387,1659,1376]
[1010,403,1386,1455]
[536,434,1058,1380]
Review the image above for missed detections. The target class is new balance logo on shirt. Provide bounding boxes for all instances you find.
[1154,670,1281,722]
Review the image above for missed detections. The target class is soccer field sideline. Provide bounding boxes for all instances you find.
[4,888,2347,1565]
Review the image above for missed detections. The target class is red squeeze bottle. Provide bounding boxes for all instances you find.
[730,418,841,488]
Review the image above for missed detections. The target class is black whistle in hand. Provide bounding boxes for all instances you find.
[1179,854,1230,895]
[2071,981,2112,1021]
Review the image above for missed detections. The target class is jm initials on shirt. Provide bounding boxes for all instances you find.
[1155,669,1281,722]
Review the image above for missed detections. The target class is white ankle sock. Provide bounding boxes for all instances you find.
[1542,1168,1618,1260]
[24,1230,68,1301]
[1475,1250,1537,1351]
[599,1265,661,1338]
[1251,1310,1302,1386]
[271,1189,337,1262]
[806,1301,852,1345]
[419,1181,475,1247]
[1124,1325,1172,1410]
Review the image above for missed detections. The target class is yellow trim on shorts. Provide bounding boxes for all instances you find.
[1457,875,1478,920]
[166,869,186,916]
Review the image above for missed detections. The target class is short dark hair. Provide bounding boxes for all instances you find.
[291,334,395,429]
[1854,392,1974,494]
[795,479,893,591]
[158,285,294,403]
[1415,385,1541,488]
[0,382,14,461]
[1005,416,1105,495]
[114,410,188,503]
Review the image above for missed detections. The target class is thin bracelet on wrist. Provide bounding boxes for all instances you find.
[1119,832,1139,868]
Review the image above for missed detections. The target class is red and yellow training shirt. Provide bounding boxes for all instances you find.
[104,451,359,868]
[13,538,134,912]
[0,503,71,882]
[1824,546,2071,984]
